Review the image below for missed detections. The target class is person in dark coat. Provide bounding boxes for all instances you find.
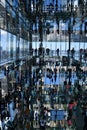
[83,116,87,130]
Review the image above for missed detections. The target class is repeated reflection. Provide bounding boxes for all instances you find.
[0,29,29,63]
[0,29,87,63]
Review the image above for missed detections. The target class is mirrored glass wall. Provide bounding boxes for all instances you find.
[0,29,30,64]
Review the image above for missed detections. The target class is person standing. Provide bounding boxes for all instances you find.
[83,107,87,130]
[40,117,46,130]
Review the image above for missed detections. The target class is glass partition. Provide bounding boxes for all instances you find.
[32,41,87,57]
[1,29,9,62]
[19,38,29,58]
[1,30,30,61]
[1,30,17,62]
[24,39,28,56]
[23,39,26,56]
[9,32,13,59]
[20,38,23,58]
[13,34,16,59]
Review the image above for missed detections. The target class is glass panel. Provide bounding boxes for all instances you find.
[22,39,25,57]
[13,34,16,59]
[20,38,23,58]
[28,40,30,55]
[1,30,8,62]
[24,39,27,56]
[25,40,28,55]
[7,31,10,60]
[1,30,17,62]
[1,0,5,7]
[10,32,13,59]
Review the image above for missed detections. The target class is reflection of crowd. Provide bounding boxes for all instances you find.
[46,67,58,84]
[0,47,87,65]
[0,49,29,62]
[1,51,9,59]
[0,47,87,130]
[45,61,87,129]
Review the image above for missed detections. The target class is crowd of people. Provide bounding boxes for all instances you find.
[0,56,87,130]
